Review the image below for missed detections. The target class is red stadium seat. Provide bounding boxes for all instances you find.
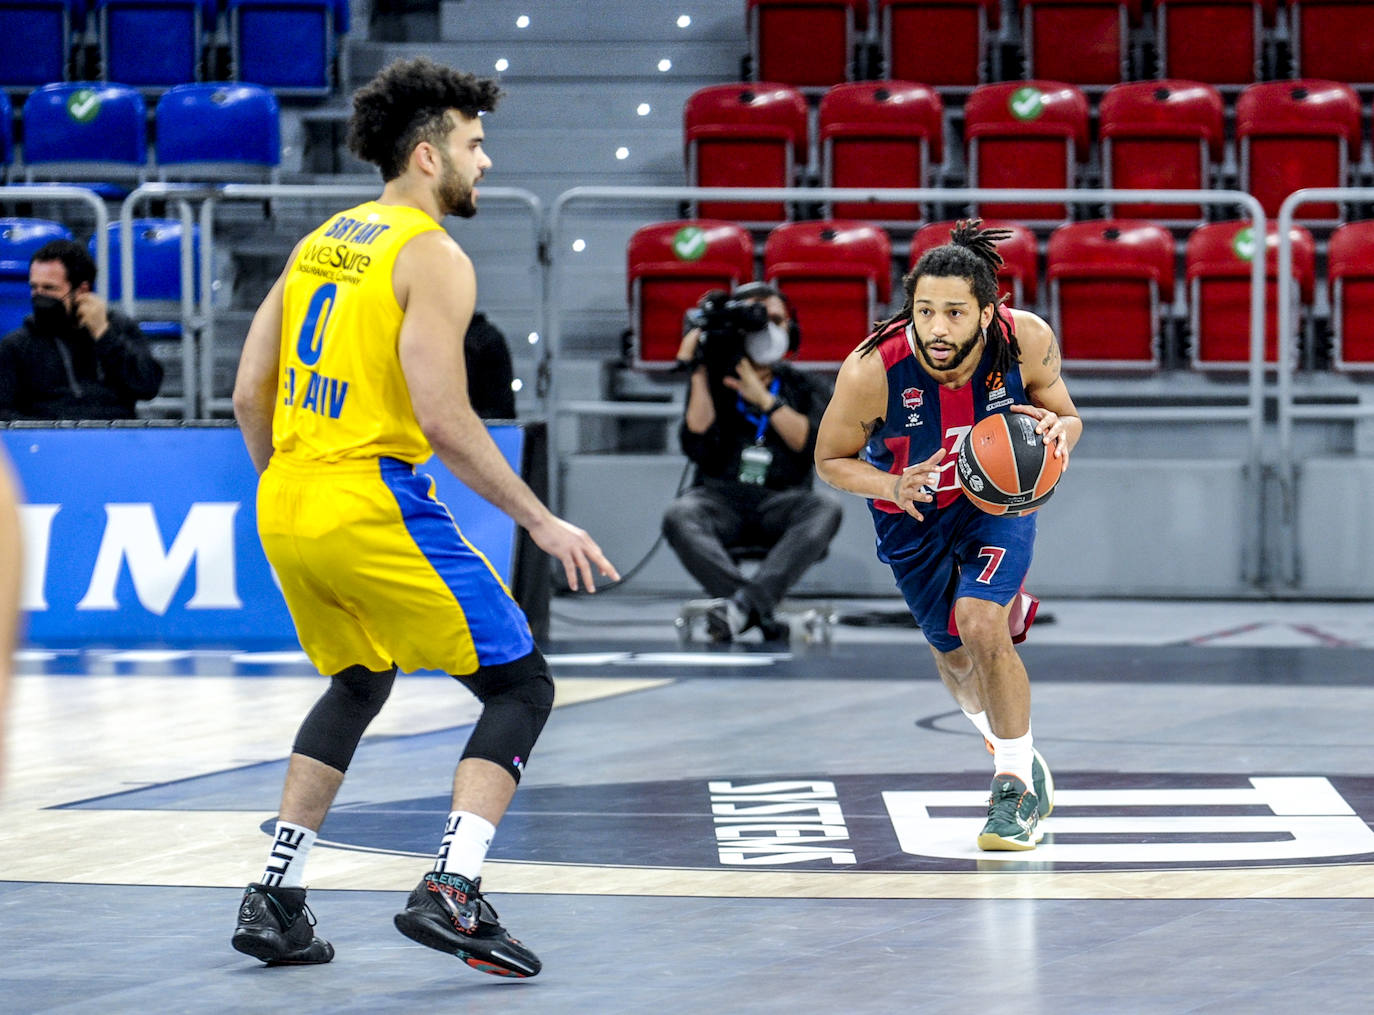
[1021,0,1143,84]
[1047,220,1175,368]
[878,0,997,87]
[1154,0,1272,84]
[626,220,755,369]
[747,0,866,89]
[1185,221,1315,367]
[1098,80,1225,223]
[1290,0,1374,83]
[763,221,893,366]
[683,83,809,224]
[964,82,1090,222]
[1236,80,1361,222]
[909,220,1039,308]
[818,81,945,223]
[1326,221,1374,370]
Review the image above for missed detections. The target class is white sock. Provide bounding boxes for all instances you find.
[987,730,1035,788]
[261,820,316,888]
[434,810,496,881]
[962,709,994,744]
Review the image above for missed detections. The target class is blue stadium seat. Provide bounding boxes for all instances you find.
[155,83,280,182]
[93,218,199,416]
[0,92,12,182]
[21,82,148,195]
[226,0,347,95]
[0,0,74,88]
[96,217,200,309]
[0,218,73,336]
[96,0,216,88]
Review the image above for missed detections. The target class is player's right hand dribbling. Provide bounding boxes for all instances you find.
[529,516,620,593]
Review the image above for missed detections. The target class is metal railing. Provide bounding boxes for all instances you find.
[1273,187,1374,587]
[546,185,1269,574]
[117,182,543,417]
[0,186,110,297]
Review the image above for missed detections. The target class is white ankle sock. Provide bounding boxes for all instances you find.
[434,811,496,881]
[987,730,1035,788]
[962,709,994,743]
[261,820,316,888]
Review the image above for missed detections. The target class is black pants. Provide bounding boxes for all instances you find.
[661,482,843,618]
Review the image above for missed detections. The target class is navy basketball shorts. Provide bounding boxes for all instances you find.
[884,497,1037,653]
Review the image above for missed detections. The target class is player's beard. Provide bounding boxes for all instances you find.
[436,150,478,218]
[913,325,982,374]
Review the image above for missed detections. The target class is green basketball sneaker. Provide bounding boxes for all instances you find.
[1032,748,1054,818]
[977,774,1043,851]
[982,739,1054,819]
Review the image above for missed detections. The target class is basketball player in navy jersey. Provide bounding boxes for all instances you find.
[815,221,1082,850]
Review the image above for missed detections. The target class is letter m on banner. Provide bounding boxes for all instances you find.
[77,503,243,615]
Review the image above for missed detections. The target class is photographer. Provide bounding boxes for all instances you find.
[662,282,843,642]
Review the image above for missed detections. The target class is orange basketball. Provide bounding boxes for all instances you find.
[956,410,1064,515]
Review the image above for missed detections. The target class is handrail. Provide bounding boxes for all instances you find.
[120,184,212,418]
[118,183,543,418]
[0,186,110,299]
[547,185,1268,578]
[1273,187,1374,586]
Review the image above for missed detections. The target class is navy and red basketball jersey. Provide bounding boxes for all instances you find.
[862,310,1028,518]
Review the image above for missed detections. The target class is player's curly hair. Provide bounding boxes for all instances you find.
[859,219,1021,379]
[346,57,502,181]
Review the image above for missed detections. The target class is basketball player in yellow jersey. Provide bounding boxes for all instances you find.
[229,57,618,977]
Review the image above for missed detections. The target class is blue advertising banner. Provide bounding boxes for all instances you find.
[4,426,524,646]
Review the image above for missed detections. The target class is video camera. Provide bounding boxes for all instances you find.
[684,289,771,378]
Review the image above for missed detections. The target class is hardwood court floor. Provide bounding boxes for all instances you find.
[3,595,1373,1013]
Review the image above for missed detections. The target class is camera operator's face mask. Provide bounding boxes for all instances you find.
[744,321,789,367]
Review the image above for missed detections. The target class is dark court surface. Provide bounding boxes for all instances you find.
[3,595,1373,1013]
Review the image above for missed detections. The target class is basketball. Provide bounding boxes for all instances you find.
[956,410,1064,515]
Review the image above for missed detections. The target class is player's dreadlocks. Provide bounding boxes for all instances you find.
[859,219,1021,380]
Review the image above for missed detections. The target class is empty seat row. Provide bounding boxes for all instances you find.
[686,78,1366,224]
[0,82,279,190]
[627,217,1374,372]
[747,0,1374,88]
[0,0,347,93]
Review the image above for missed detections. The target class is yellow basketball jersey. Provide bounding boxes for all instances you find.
[272,201,445,464]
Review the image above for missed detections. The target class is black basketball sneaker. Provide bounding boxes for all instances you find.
[393,871,541,978]
[231,883,334,965]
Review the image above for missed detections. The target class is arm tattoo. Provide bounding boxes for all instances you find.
[1042,336,1061,369]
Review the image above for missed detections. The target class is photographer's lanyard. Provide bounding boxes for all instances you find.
[738,378,781,443]
[736,378,780,485]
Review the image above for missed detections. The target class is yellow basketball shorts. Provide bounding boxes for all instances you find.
[256,455,534,676]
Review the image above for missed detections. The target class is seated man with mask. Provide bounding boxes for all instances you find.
[0,239,163,420]
[662,282,843,642]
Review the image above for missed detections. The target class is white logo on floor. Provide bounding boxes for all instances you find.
[883,777,1374,863]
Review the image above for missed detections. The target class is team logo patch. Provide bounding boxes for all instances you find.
[902,387,924,409]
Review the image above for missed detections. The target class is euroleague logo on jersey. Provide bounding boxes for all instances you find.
[901,387,924,409]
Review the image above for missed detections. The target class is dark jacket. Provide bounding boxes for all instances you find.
[0,308,164,420]
[464,312,516,420]
[679,361,832,492]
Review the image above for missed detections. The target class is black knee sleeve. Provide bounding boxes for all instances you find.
[292,664,396,772]
[454,648,554,783]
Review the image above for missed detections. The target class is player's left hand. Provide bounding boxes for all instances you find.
[1011,403,1070,467]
